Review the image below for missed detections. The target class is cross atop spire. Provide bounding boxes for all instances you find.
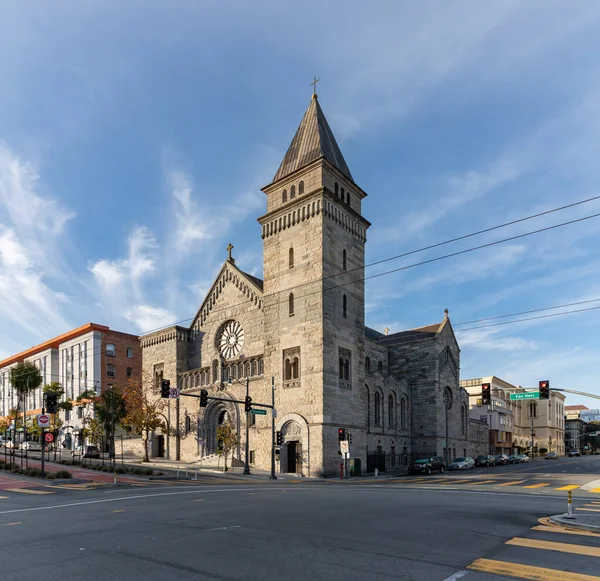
[226,243,234,263]
[310,76,320,99]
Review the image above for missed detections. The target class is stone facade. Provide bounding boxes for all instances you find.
[140,95,485,476]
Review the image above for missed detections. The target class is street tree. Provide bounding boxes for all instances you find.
[86,418,105,447]
[216,421,238,472]
[76,389,98,446]
[10,361,42,442]
[121,377,166,462]
[94,387,127,458]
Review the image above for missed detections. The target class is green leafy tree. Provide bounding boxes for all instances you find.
[86,418,105,447]
[10,362,42,442]
[76,389,97,446]
[216,421,238,472]
[94,387,127,457]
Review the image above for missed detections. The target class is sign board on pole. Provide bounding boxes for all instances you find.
[251,409,267,415]
[37,414,50,427]
[340,440,349,455]
[44,433,54,443]
[510,392,539,401]
[169,388,180,399]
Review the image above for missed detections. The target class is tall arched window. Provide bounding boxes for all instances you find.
[343,294,347,318]
[290,185,296,199]
[289,293,294,316]
[346,192,350,205]
[388,394,394,428]
[400,397,407,430]
[374,391,381,426]
[299,180,304,195]
[285,359,292,380]
[365,385,371,432]
[343,249,347,271]
[378,361,383,373]
[335,182,339,196]
[344,359,350,380]
[339,358,344,379]
[292,357,299,379]
[185,415,191,434]
[289,247,294,268]
[282,189,287,203]
[365,357,370,371]
[461,405,466,434]
[341,187,345,200]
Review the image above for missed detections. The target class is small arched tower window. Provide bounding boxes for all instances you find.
[334,182,339,196]
[341,187,345,201]
[378,361,383,373]
[365,356,370,371]
[342,249,347,271]
[289,293,295,316]
[289,247,294,268]
[282,189,287,203]
[299,180,304,195]
[290,185,296,199]
[346,192,350,205]
[339,358,345,379]
[343,294,347,318]
[292,357,299,379]
[285,359,292,381]
[185,415,191,434]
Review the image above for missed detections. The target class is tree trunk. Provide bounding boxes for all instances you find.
[144,435,149,462]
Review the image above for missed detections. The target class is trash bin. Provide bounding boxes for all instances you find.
[350,458,361,477]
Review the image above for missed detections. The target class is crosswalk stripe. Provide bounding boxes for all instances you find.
[4,488,54,495]
[556,485,580,491]
[0,496,9,499]
[498,480,526,486]
[468,558,600,580]
[524,482,550,488]
[506,537,600,557]
[471,480,497,484]
[576,507,600,513]
[531,524,600,538]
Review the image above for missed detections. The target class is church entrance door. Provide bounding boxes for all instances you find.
[156,435,165,458]
[287,441,298,473]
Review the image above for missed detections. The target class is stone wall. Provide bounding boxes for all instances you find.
[468,419,490,458]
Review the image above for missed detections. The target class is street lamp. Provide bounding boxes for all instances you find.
[228,375,251,475]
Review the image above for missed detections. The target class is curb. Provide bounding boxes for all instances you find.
[549,514,600,533]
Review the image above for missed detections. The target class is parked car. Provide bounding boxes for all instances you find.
[449,457,475,470]
[21,441,42,451]
[518,454,530,463]
[82,446,101,459]
[545,451,559,460]
[409,456,446,475]
[568,449,581,457]
[3,440,19,449]
[507,454,520,464]
[494,454,509,465]
[475,455,495,467]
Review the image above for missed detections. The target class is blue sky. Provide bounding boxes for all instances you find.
[1,1,600,406]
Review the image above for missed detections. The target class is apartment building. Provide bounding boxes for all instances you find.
[0,323,141,448]
[565,405,589,420]
[461,376,566,456]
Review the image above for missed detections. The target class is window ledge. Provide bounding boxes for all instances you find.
[339,380,352,390]
[283,380,301,389]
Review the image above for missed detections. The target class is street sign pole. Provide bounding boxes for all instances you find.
[41,402,45,478]
[270,376,276,480]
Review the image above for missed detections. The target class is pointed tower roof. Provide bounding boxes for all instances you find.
[273,95,354,184]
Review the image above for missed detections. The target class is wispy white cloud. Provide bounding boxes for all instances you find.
[124,305,177,333]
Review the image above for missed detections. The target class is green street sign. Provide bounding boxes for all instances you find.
[251,409,267,415]
[510,392,539,401]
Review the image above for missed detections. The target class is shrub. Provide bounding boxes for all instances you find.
[45,473,55,480]
[145,468,153,475]
[115,467,126,474]
[55,470,72,479]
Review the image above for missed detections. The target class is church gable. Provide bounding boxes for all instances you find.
[191,260,264,332]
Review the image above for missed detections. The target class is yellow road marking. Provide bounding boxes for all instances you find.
[524,482,550,488]
[468,558,600,580]
[576,507,600,513]
[498,480,526,486]
[532,525,600,538]
[111,509,125,513]
[4,488,54,495]
[590,488,600,493]
[556,485,580,491]
[50,485,88,490]
[506,537,600,557]
[472,480,497,484]
[0,522,21,527]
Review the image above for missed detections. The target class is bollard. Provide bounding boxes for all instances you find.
[375,468,379,478]
[567,490,573,518]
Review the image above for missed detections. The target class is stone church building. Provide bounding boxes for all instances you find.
[140,93,477,477]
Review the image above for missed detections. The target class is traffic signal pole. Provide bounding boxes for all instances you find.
[270,376,277,480]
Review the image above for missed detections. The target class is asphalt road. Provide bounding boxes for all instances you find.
[1,480,599,581]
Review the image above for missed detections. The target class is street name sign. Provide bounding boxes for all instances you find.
[37,414,50,427]
[510,392,539,401]
[251,409,267,415]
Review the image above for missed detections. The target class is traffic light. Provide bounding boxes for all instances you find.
[161,379,170,398]
[349,433,352,444]
[338,428,346,441]
[276,431,283,446]
[481,383,491,405]
[200,389,208,407]
[539,380,550,400]
[45,394,58,414]
[244,396,252,413]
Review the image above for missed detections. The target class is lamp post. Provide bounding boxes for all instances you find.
[443,387,453,465]
[228,376,251,475]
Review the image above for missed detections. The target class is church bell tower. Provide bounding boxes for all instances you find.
[258,88,371,476]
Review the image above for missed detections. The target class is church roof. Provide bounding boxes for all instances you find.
[240,270,263,292]
[272,95,354,184]
[369,322,444,346]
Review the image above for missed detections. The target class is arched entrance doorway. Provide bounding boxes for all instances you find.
[198,396,240,459]
[280,420,303,475]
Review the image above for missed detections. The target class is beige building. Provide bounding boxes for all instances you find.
[461,376,566,456]
[140,94,485,477]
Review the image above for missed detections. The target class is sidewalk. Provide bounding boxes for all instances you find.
[550,512,600,532]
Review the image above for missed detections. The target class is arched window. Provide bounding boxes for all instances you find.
[289,293,294,316]
[346,192,350,205]
[344,359,350,381]
[185,415,191,434]
[342,249,347,271]
[285,359,292,381]
[282,189,287,203]
[335,182,339,196]
[292,357,299,379]
[378,361,383,373]
[461,405,466,434]
[212,360,218,383]
[258,359,264,375]
[339,358,344,379]
[299,180,304,195]
[388,394,394,428]
[290,185,296,199]
[374,391,381,426]
[365,357,370,371]
[366,385,371,431]
[246,362,251,377]
[343,294,347,318]
[289,247,294,268]
[251,360,257,376]
[341,187,345,200]
[400,397,407,430]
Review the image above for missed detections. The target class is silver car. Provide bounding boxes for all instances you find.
[449,457,475,470]
[21,441,42,451]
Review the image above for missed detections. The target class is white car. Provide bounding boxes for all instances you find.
[21,441,42,451]
[449,457,475,470]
